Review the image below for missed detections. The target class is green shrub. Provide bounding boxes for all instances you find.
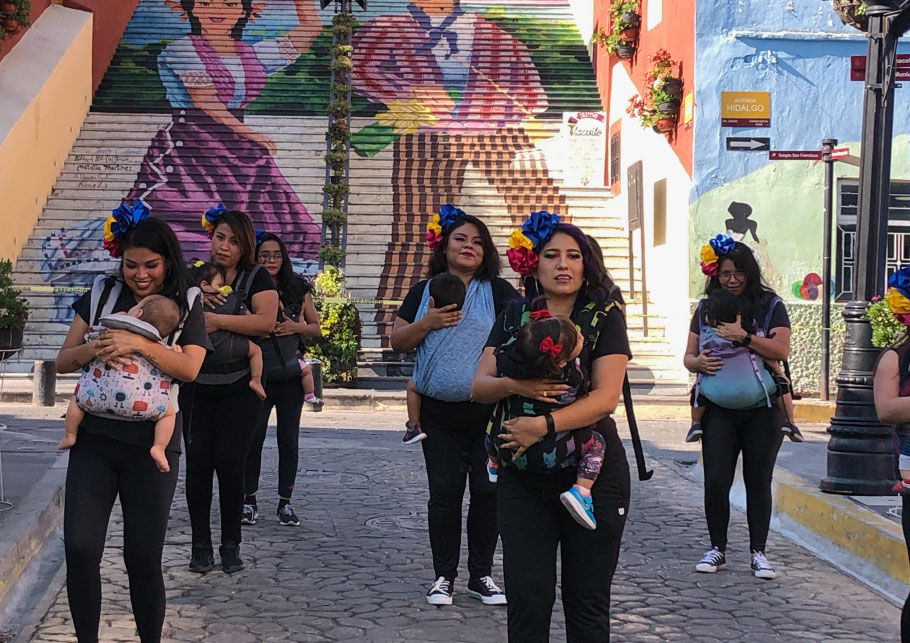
[310,266,361,385]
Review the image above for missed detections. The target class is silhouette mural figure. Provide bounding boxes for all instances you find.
[725,201,759,243]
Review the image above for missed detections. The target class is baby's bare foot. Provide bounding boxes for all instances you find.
[150,446,170,473]
[250,378,266,401]
[57,434,77,451]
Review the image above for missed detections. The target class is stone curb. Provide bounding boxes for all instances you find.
[0,451,68,610]
[685,453,907,603]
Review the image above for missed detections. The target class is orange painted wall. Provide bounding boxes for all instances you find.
[62,0,140,91]
[0,0,52,62]
[593,0,695,178]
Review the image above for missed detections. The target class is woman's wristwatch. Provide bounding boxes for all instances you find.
[544,413,556,438]
[741,332,752,347]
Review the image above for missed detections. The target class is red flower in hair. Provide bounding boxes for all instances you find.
[529,309,551,320]
[539,336,562,359]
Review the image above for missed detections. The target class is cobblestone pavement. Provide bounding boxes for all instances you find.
[27,413,901,642]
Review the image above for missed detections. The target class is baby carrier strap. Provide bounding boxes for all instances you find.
[165,286,202,347]
[89,274,123,326]
[761,295,783,335]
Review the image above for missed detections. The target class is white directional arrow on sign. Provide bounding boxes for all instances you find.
[730,139,765,149]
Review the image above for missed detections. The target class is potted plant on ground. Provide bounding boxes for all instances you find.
[831,0,868,31]
[592,0,640,59]
[0,260,28,360]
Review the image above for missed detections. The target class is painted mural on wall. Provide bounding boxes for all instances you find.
[37,0,600,325]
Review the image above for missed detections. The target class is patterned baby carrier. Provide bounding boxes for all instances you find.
[693,295,781,410]
[486,299,616,472]
[74,275,200,421]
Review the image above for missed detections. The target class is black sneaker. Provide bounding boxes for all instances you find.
[685,424,703,443]
[220,543,245,574]
[277,504,300,527]
[241,503,258,525]
[751,551,777,579]
[426,576,454,606]
[695,547,726,573]
[781,422,804,443]
[466,576,507,606]
[403,422,427,445]
[188,547,214,573]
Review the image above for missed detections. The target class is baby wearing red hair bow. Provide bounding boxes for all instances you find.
[485,299,607,530]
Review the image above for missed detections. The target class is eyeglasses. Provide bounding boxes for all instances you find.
[718,270,745,281]
[259,253,283,262]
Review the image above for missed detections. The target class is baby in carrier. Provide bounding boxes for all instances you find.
[687,289,800,441]
[401,272,467,445]
[59,295,181,473]
[486,310,606,530]
[188,262,265,400]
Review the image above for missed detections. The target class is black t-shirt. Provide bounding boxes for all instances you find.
[486,297,632,473]
[689,292,791,335]
[396,277,520,430]
[72,285,210,452]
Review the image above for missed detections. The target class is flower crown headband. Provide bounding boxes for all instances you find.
[886,266,910,325]
[699,233,736,276]
[507,210,561,276]
[103,201,150,257]
[201,203,226,236]
[426,203,466,250]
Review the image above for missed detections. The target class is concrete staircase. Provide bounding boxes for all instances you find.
[5,0,687,397]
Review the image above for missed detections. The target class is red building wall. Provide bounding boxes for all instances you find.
[593,0,695,178]
[63,0,139,91]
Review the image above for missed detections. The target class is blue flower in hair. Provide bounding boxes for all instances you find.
[201,203,226,232]
[255,229,265,246]
[437,203,465,233]
[520,210,560,250]
[103,201,150,256]
[888,266,910,300]
[708,233,736,256]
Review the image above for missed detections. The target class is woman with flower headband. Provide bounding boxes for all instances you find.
[472,212,631,641]
[873,267,910,641]
[686,235,792,580]
[181,205,278,575]
[55,203,209,642]
[389,204,519,606]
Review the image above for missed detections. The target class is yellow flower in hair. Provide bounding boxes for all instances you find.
[508,229,534,251]
[886,288,910,314]
[201,213,214,231]
[103,216,116,243]
[218,285,234,296]
[699,243,717,265]
[193,260,205,268]
[426,214,443,236]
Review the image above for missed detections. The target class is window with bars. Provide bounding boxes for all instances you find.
[836,179,910,301]
[609,132,621,187]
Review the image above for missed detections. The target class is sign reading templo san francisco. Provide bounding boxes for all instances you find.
[721,91,771,128]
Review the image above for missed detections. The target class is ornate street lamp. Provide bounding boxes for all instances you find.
[821,2,910,494]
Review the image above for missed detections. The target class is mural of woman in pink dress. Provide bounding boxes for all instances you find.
[126,0,322,261]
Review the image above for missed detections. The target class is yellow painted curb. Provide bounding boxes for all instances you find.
[794,401,836,424]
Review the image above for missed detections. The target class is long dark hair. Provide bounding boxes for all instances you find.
[256,232,310,314]
[118,217,189,316]
[704,241,775,326]
[212,210,257,272]
[525,223,622,306]
[181,0,256,40]
[427,214,501,281]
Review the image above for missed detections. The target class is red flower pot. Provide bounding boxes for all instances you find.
[2,17,19,33]
[654,117,677,133]
[620,26,639,40]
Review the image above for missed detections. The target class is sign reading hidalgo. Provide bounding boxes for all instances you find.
[721,91,771,128]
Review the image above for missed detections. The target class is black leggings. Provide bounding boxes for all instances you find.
[245,377,304,500]
[64,432,179,643]
[701,402,783,552]
[902,494,910,642]
[498,460,630,642]
[181,377,261,549]
[420,421,498,580]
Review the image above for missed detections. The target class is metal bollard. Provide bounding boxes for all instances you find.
[307,358,324,412]
[33,360,56,407]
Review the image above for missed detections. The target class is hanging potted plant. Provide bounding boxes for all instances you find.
[627,49,683,135]
[1,0,29,34]
[0,260,28,359]
[831,0,868,31]
[592,0,640,58]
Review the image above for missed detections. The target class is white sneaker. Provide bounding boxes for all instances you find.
[751,551,777,579]
[466,575,507,606]
[695,547,726,573]
[426,576,454,606]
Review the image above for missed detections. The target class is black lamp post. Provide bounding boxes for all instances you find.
[820,2,910,495]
